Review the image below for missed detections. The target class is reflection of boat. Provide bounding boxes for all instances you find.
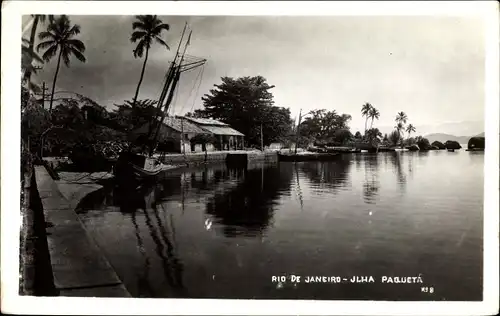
[278,153,339,162]
[367,147,396,153]
[447,149,456,152]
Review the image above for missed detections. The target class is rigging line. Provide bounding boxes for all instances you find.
[179,65,203,115]
[189,65,205,113]
[168,78,181,117]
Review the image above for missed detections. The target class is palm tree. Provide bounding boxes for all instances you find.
[395,122,405,146]
[361,102,373,134]
[369,107,380,129]
[395,111,408,125]
[37,15,86,112]
[22,38,44,93]
[23,15,55,92]
[130,15,170,107]
[406,124,416,138]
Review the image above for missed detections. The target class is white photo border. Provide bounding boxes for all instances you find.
[2,1,498,315]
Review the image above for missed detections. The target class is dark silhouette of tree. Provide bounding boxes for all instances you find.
[361,102,373,134]
[368,106,380,129]
[130,15,170,107]
[37,15,86,112]
[190,76,293,146]
[23,15,54,92]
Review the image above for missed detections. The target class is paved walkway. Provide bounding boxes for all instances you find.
[34,166,130,297]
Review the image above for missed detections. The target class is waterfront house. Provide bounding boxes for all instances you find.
[181,117,245,151]
[131,116,214,153]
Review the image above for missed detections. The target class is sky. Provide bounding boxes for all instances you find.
[23,15,486,136]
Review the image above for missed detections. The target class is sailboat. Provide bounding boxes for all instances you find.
[114,23,207,184]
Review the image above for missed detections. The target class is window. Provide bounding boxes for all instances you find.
[184,134,189,140]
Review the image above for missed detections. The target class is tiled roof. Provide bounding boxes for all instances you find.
[198,125,244,136]
[182,117,228,126]
[160,116,210,134]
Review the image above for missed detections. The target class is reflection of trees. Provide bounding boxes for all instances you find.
[362,154,380,204]
[389,152,407,192]
[130,210,153,297]
[298,156,352,191]
[205,164,293,237]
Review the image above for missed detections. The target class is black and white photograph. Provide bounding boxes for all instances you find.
[2,1,499,315]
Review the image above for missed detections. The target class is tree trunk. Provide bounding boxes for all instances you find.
[24,16,40,84]
[370,117,374,129]
[48,49,63,112]
[364,117,368,134]
[132,47,149,108]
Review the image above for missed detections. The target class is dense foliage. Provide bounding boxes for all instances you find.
[186,76,294,147]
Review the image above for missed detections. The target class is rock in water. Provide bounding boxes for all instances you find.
[444,140,462,150]
[431,141,446,150]
[467,137,485,150]
[406,144,420,151]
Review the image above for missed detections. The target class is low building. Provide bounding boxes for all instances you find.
[131,116,214,153]
[181,117,245,151]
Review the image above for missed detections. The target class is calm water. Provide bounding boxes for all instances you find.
[76,150,484,300]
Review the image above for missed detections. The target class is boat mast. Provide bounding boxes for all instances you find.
[149,31,192,154]
[145,22,188,155]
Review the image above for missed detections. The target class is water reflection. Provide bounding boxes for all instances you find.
[298,156,352,191]
[363,154,380,204]
[389,153,407,192]
[205,164,293,237]
[76,153,484,301]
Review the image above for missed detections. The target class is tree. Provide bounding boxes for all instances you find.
[194,76,292,147]
[37,15,86,112]
[368,106,380,129]
[354,131,363,139]
[394,122,405,146]
[130,15,170,107]
[365,128,382,147]
[361,102,373,134]
[23,15,54,91]
[388,130,401,147]
[414,136,431,150]
[395,111,408,125]
[22,38,45,94]
[110,99,161,131]
[299,109,352,144]
[406,123,416,138]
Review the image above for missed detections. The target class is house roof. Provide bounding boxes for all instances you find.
[160,116,210,134]
[182,117,229,127]
[198,125,244,136]
[180,116,244,136]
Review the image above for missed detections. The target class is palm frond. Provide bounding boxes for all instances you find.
[152,23,170,35]
[70,47,87,63]
[41,45,58,62]
[131,31,148,43]
[36,40,56,52]
[154,36,170,49]
[67,24,81,37]
[133,38,147,58]
[38,31,55,41]
[67,39,86,53]
[132,20,147,31]
[61,47,71,66]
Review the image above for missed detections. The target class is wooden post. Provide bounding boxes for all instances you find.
[294,109,302,155]
[41,82,46,109]
[260,123,264,152]
[180,117,185,154]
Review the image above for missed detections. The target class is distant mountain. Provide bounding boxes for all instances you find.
[376,120,484,138]
[424,133,483,144]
